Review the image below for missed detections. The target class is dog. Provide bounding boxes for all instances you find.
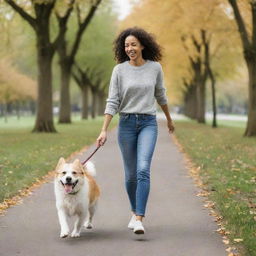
[54,157,100,238]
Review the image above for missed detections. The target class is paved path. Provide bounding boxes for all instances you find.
[0,120,227,256]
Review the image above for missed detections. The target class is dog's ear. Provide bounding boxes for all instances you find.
[56,157,66,171]
[73,159,85,173]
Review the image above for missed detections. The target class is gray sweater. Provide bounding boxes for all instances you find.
[104,60,168,116]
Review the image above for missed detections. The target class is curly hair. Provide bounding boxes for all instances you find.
[113,27,162,63]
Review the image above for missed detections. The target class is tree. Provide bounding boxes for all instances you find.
[72,63,90,119]
[4,0,59,132]
[55,0,102,123]
[202,30,217,127]
[227,0,256,136]
[72,64,109,119]
[181,32,208,123]
[73,2,117,118]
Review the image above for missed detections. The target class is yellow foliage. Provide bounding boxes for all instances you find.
[120,0,243,105]
[0,58,37,103]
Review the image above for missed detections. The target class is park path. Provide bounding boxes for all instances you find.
[0,119,227,256]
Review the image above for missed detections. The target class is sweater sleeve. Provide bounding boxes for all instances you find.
[154,63,168,106]
[104,65,120,116]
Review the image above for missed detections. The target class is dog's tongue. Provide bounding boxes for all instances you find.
[64,184,73,194]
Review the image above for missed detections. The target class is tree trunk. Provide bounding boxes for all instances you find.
[98,92,106,116]
[202,30,217,128]
[16,101,20,120]
[195,69,206,123]
[58,60,72,123]
[56,13,72,124]
[91,90,97,119]
[96,93,102,116]
[184,84,197,119]
[29,100,36,115]
[227,0,256,136]
[33,35,56,132]
[244,59,256,136]
[0,104,3,116]
[209,71,217,128]
[4,103,8,123]
[81,85,89,119]
[184,92,190,118]
[190,85,197,119]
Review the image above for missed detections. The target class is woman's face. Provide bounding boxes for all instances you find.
[124,35,144,61]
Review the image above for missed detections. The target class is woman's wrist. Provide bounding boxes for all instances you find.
[166,116,172,122]
[101,114,113,133]
[165,114,173,123]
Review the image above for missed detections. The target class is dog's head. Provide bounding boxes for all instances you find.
[55,158,85,194]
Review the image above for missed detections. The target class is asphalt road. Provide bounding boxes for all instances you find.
[0,119,227,256]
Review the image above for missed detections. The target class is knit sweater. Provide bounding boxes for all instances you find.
[104,60,168,116]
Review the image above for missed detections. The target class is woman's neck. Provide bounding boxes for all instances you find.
[129,58,146,67]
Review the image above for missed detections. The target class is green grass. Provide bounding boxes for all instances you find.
[206,119,247,128]
[174,119,256,256]
[0,115,117,203]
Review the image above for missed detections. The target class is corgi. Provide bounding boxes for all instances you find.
[54,158,100,238]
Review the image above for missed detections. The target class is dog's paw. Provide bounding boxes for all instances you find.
[84,222,93,229]
[71,230,80,238]
[60,231,69,238]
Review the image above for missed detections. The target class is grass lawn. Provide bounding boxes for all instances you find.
[174,119,256,256]
[0,115,117,203]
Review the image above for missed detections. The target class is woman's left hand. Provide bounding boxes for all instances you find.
[167,120,175,133]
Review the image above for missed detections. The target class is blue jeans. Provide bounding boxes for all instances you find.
[118,113,158,217]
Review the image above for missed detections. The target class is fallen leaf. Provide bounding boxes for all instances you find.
[234,238,243,242]
[203,201,215,209]
[226,247,232,252]
[196,191,210,197]
[223,239,229,244]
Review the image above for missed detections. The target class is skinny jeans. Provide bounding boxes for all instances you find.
[117,113,158,216]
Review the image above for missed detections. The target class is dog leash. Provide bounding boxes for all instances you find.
[81,145,101,165]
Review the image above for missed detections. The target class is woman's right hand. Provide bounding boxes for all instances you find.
[96,131,107,147]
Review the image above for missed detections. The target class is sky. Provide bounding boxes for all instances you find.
[112,0,132,20]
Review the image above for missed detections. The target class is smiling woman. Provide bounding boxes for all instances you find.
[124,35,144,63]
[96,27,175,235]
[113,27,162,63]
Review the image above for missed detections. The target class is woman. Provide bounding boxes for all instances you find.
[96,27,175,234]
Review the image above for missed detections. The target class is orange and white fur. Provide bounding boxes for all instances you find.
[54,158,100,238]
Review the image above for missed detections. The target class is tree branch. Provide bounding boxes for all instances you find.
[191,34,201,53]
[74,62,84,77]
[4,0,36,29]
[228,0,251,50]
[70,0,102,60]
[72,70,83,89]
[76,3,82,25]
[251,0,256,48]
[52,0,75,50]
[55,0,75,24]
[180,35,197,66]
[201,29,209,82]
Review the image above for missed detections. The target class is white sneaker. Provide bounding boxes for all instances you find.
[133,220,145,234]
[128,215,137,229]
